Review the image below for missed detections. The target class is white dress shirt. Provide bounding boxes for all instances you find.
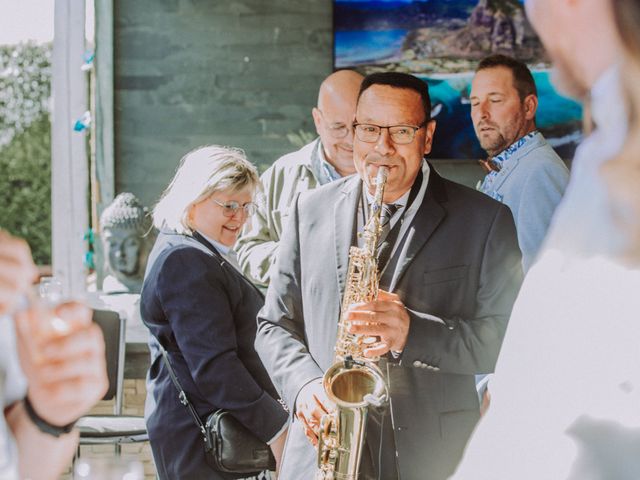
[358,161,430,261]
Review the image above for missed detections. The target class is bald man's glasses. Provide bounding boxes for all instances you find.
[353,120,428,145]
[317,109,350,139]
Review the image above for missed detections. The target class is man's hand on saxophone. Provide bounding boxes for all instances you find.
[294,289,408,451]
[295,379,334,446]
[346,289,410,357]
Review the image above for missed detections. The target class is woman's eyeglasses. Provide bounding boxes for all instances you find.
[212,199,258,217]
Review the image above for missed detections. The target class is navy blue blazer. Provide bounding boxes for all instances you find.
[141,231,288,479]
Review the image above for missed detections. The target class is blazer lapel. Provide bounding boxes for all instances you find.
[192,231,264,298]
[388,168,447,291]
[192,231,222,257]
[334,177,361,301]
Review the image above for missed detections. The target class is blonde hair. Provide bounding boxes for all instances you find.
[153,145,260,234]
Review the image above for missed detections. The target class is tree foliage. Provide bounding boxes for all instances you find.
[0,43,52,264]
[0,116,51,264]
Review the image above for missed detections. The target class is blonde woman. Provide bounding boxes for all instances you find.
[141,146,287,479]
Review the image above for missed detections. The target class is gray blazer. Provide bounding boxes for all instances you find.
[480,133,569,271]
[256,169,523,480]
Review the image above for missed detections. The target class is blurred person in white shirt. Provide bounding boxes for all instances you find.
[450,0,640,478]
[0,230,107,480]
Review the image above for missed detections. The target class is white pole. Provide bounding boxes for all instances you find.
[51,0,88,296]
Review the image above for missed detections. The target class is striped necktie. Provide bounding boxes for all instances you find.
[378,203,399,248]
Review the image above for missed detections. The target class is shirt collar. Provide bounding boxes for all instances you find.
[363,160,428,210]
[491,130,541,166]
[196,230,230,255]
[318,144,342,182]
[364,184,410,210]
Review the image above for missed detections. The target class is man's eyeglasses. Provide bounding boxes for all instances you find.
[352,120,428,145]
[317,109,350,139]
[212,199,258,217]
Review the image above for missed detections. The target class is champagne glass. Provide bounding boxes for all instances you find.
[15,276,84,365]
[34,276,74,336]
[25,276,76,340]
[37,276,64,304]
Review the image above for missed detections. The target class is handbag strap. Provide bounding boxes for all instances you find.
[158,344,211,448]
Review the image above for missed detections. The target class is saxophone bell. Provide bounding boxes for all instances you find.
[316,359,388,480]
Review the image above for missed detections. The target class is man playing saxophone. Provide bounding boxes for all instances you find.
[256,72,523,480]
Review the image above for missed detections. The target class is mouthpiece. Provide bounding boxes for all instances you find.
[372,166,388,186]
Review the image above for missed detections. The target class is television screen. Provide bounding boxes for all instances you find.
[334,0,582,159]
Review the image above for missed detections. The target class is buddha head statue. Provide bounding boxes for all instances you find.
[100,193,154,293]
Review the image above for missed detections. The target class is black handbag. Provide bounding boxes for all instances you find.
[159,345,276,475]
[205,409,275,474]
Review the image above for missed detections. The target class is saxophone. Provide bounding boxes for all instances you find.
[316,166,390,480]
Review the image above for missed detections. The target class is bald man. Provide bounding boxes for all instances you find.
[237,69,364,288]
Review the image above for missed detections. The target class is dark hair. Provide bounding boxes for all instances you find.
[358,72,432,121]
[476,54,537,101]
